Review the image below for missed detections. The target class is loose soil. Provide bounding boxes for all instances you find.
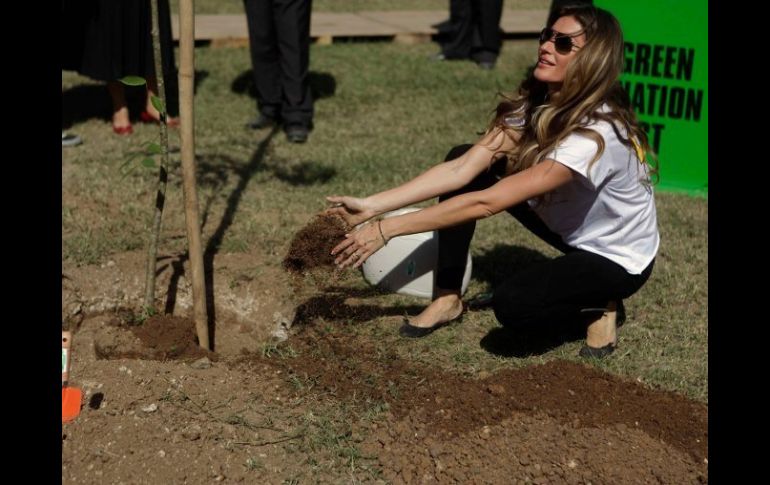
[62,216,708,483]
[283,213,349,276]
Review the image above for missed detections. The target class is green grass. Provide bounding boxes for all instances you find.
[62,39,707,404]
[171,0,549,15]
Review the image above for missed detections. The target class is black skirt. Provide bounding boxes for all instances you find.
[61,0,176,82]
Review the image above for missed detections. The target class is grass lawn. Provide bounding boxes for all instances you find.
[62,38,707,403]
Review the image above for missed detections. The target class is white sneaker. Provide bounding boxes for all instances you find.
[62,132,82,147]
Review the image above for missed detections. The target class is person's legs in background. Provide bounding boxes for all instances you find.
[107,81,133,135]
[470,0,504,69]
[142,76,179,126]
[274,0,314,143]
[244,0,283,129]
[437,0,473,60]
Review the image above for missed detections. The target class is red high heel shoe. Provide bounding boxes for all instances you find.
[113,124,133,135]
[140,110,179,127]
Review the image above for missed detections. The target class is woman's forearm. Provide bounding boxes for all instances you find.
[378,159,573,239]
[364,138,510,216]
[363,161,471,215]
[380,191,496,240]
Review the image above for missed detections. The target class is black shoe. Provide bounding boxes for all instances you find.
[467,291,494,310]
[245,114,278,130]
[398,310,463,338]
[579,342,616,359]
[431,19,452,32]
[285,125,309,143]
[477,61,496,70]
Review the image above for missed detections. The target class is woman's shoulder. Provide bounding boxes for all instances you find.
[584,105,625,138]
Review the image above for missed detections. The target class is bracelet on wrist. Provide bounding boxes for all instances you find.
[377,220,389,246]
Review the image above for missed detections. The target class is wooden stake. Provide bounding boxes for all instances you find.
[179,0,210,350]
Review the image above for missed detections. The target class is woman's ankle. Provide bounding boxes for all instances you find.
[410,292,463,327]
[585,301,618,347]
[112,107,130,128]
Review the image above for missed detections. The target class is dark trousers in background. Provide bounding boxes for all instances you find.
[243,0,314,128]
[548,0,594,25]
[435,144,654,331]
[440,0,504,64]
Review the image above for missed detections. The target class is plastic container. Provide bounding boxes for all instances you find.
[361,207,472,299]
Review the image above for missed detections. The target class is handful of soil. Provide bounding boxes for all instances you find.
[283,214,350,275]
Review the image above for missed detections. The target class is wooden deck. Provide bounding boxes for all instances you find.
[171,10,548,47]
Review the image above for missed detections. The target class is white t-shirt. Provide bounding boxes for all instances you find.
[529,108,660,274]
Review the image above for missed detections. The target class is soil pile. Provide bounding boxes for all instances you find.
[282,214,349,275]
[94,314,217,362]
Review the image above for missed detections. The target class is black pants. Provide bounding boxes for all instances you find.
[548,0,594,25]
[435,144,654,330]
[440,0,504,63]
[243,0,314,128]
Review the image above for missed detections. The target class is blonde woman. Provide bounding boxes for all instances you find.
[327,4,658,358]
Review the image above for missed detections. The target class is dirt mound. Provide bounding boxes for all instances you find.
[94,314,217,362]
[231,325,708,483]
[365,410,706,484]
[261,326,708,461]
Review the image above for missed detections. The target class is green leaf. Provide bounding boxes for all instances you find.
[119,76,147,86]
[146,142,162,155]
[150,95,165,114]
[141,157,156,168]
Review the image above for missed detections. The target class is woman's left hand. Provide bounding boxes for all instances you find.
[331,221,385,269]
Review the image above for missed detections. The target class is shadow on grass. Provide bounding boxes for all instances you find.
[471,243,552,288]
[470,243,588,357]
[231,70,337,102]
[291,287,426,327]
[479,324,585,358]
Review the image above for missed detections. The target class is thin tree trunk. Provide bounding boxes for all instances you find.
[179,0,210,350]
[144,0,171,311]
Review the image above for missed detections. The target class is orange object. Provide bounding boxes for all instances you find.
[62,387,82,423]
[62,331,82,423]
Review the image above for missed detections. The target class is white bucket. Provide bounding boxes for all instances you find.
[361,207,472,299]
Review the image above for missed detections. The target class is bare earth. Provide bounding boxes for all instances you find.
[61,250,708,484]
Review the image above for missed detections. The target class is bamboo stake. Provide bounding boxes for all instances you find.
[178,0,210,349]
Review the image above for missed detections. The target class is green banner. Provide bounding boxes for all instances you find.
[593,0,707,195]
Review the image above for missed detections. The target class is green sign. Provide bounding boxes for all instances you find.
[594,0,707,195]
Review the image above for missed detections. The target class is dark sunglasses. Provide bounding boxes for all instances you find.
[539,27,582,55]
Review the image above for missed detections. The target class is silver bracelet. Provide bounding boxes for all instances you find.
[377,220,389,246]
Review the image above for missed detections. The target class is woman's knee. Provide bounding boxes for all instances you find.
[491,287,531,330]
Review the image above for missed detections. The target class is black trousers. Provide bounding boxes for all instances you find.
[243,0,314,127]
[435,144,654,330]
[548,0,593,25]
[440,0,504,63]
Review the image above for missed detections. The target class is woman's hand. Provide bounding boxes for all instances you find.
[324,196,378,227]
[331,221,385,269]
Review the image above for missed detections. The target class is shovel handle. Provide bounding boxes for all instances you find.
[62,331,72,386]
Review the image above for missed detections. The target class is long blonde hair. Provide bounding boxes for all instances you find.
[490,4,657,183]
